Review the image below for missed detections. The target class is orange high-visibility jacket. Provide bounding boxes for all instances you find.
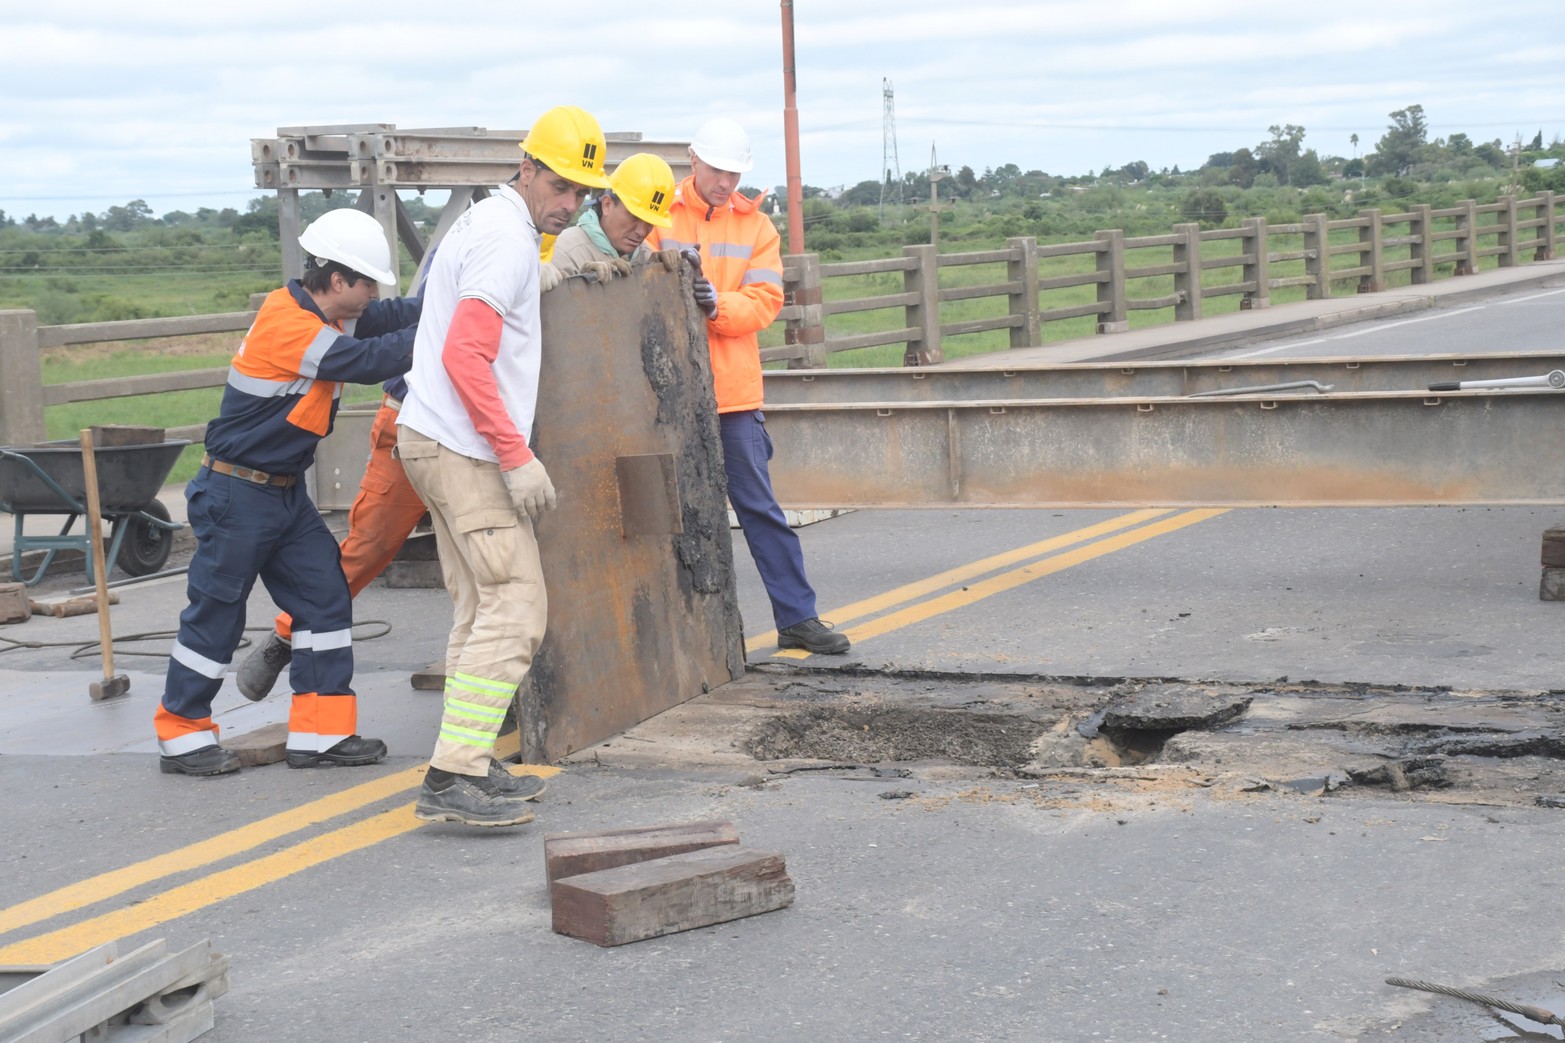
[207,283,418,475]
[649,176,784,413]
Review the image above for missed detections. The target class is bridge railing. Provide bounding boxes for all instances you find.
[770,192,1559,367]
[0,303,265,448]
[1,193,1559,446]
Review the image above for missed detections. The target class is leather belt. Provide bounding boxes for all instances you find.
[202,453,296,488]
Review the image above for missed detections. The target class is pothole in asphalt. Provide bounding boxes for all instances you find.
[735,680,1565,803]
[742,706,1041,769]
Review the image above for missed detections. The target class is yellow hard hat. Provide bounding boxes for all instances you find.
[520,106,611,189]
[608,153,676,228]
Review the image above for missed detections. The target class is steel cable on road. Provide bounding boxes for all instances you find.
[0,621,393,661]
[1386,977,1565,1029]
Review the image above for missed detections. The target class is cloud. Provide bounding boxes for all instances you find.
[4,0,1564,217]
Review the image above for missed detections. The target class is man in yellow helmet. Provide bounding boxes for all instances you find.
[550,152,676,276]
[394,105,611,827]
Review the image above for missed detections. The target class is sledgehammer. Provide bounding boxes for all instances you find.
[80,429,129,701]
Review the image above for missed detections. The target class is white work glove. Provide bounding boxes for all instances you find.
[657,249,682,273]
[503,458,557,521]
[539,261,564,293]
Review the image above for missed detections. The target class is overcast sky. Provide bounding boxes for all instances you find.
[4,0,1563,221]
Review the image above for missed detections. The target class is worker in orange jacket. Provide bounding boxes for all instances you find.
[156,209,419,775]
[648,118,849,655]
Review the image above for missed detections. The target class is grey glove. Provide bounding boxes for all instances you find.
[539,261,564,293]
[503,458,557,521]
[579,257,632,283]
[682,248,718,318]
[692,275,718,317]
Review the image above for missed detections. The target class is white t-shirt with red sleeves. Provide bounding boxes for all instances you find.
[397,184,540,464]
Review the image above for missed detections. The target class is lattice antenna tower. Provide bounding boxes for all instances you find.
[880,77,904,222]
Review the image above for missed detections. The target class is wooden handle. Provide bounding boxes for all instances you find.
[78,429,115,677]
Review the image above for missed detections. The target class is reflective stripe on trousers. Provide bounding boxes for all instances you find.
[156,467,357,753]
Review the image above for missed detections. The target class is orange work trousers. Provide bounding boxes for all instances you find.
[275,398,428,640]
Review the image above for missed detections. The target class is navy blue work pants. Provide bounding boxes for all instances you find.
[720,409,816,631]
[157,467,354,752]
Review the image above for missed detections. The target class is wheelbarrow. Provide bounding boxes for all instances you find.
[0,438,189,586]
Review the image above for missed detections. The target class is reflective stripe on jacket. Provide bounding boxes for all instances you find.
[648,176,784,413]
[204,282,418,475]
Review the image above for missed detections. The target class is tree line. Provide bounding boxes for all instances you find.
[2,103,1560,320]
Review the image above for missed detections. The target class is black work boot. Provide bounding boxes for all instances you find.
[285,734,388,768]
[488,758,546,801]
[236,631,291,702]
[160,744,241,777]
[777,617,851,655]
[415,768,536,827]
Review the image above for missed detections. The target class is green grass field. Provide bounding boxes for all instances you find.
[41,337,384,483]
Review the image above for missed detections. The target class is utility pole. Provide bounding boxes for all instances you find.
[879,78,903,224]
[780,1,804,255]
[925,143,950,249]
[1509,133,1523,197]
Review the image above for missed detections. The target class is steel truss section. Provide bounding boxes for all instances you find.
[252,123,691,287]
[762,352,1565,403]
[762,385,1565,508]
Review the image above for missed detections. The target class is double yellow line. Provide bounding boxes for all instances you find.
[0,735,554,965]
[749,507,1229,657]
[0,507,1224,964]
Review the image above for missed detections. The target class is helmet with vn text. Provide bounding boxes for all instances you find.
[298,209,397,285]
[520,105,612,189]
[689,117,753,174]
[608,153,676,228]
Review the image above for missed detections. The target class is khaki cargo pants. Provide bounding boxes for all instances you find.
[395,425,548,777]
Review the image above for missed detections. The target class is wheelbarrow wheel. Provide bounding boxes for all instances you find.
[113,499,174,577]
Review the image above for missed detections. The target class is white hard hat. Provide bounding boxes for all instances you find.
[689,118,754,174]
[298,209,397,286]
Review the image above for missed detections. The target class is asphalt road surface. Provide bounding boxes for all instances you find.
[4,277,1565,1042]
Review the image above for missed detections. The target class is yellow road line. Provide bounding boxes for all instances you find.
[745,508,1174,654]
[839,508,1229,648]
[0,805,427,965]
[0,766,425,939]
[0,727,551,941]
